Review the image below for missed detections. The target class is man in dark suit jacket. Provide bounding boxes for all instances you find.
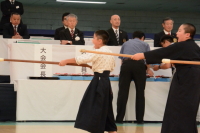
[54,12,70,40]
[60,14,85,45]
[0,0,24,30]
[107,15,128,46]
[154,17,177,47]
[3,12,29,39]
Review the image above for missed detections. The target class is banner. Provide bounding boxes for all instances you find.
[34,45,53,77]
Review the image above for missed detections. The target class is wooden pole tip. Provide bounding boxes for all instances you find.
[0,58,4,61]
[80,49,86,52]
[162,59,171,63]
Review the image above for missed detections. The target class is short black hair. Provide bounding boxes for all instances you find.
[160,35,174,44]
[62,12,70,21]
[162,17,173,24]
[132,31,145,40]
[11,12,21,17]
[94,30,109,45]
[182,23,196,39]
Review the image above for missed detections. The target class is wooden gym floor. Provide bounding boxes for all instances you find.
[1,122,200,133]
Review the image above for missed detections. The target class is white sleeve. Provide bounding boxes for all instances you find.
[75,53,98,65]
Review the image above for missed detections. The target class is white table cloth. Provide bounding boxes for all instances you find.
[15,79,170,121]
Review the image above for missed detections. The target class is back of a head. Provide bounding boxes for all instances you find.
[160,35,174,43]
[132,31,145,40]
[95,30,109,45]
[162,17,173,24]
[66,13,78,20]
[182,23,196,39]
[62,12,70,21]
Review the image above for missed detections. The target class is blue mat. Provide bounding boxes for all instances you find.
[54,76,170,82]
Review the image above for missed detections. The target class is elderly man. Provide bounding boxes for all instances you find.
[59,13,85,45]
[154,17,177,47]
[3,12,29,39]
[54,12,70,40]
[107,14,128,46]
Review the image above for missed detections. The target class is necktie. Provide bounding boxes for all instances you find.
[71,29,74,38]
[115,30,119,44]
[14,26,17,35]
[168,32,170,35]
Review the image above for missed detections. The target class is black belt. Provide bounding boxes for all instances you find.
[123,58,145,63]
[123,58,132,61]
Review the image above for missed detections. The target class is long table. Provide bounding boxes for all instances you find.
[9,43,173,84]
[15,79,171,121]
[1,38,200,121]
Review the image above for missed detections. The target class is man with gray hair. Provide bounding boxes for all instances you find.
[60,13,85,45]
[107,14,128,46]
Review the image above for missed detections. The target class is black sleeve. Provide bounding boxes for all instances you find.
[125,32,128,41]
[72,31,85,45]
[107,38,113,46]
[21,25,30,39]
[1,2,11,16]
[59,30,66,40]
[106,30,113,46]
[3,24,12,38]
[154,33,161,47]
[144,43,183,64]
[54,29,60,40]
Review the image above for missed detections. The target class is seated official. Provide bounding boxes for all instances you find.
[3,12,29,39]
[0,0,24,30]
[59,13,85,45]
[154,17,177,47]
[153,35,175,74]
[54,12,70,40]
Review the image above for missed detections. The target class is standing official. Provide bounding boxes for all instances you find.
[116,31,153,124]
[107,15,128,46]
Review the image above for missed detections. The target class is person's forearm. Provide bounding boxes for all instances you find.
[160,63,171,69]
[146,64,151,70]
[59,58,77,66]
[66,58,76,64]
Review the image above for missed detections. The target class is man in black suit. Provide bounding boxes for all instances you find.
[0,0,24,30]
[154,17,177,47]
[3,12,29,39]
[54,12,70,40]
[60,14,85,45]
[107,15,128,46]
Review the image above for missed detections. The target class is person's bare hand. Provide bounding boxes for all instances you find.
[131,53,145,60]
[12,33,22,39]
[60,40,72,45]
[59,59,68,66]
[147,69,154,77]
[153,65,159,71]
